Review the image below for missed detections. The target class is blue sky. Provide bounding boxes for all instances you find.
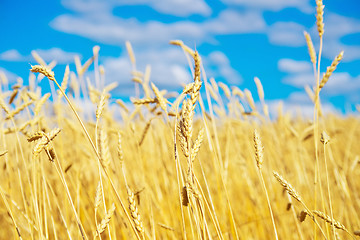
[0,0,360,115]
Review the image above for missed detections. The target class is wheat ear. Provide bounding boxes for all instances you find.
[94,203,116,238]
[319,51,344,90]
[127,187,145,237]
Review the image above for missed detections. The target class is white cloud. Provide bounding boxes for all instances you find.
[0,67,20,84]
[321,73,360,99]
[282,73,314,87]
[51,14,201,46]
[0,48,79,64]
[267,92,339,119]
[281,64,360,103]
[0,49,25,61]
[278,58,312,73]
[92,48,193,95]
[206,51,243,84]
[61,0,211,17]
[220,0,312,13]
[323,13,360,40]
[34,48,79,64]
[50,10,265,47]
[311,13,360,62]
[268,22,306,46]
[88,48,242,96]
[204,10,266,34]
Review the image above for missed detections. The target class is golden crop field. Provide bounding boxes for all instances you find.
[0,1,359,239]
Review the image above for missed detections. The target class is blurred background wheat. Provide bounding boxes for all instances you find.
[0,0,359,239]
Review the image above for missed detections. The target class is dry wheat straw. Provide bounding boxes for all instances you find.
[218,82,231,99]
[253,129,263,169]
[316,0,324,37]
[320,131,330,144]
[45,145,56,162]
[117,132,124,165]
[244,89,256,112]
[31,50,47,66]
[60,65,69,94]
[132,98,157,105]
[94,181,102,215]
[80,57,94,76]
[95,203,116,238]
[6,100,34,120]
[93,45,100,58]
[9,89,18,104]
[206,83,219,102]
[98,127,111,168]
[27,91,39,101]
[126,41,136,66]
[139,118,152,146]
[273,171,302,202]
[255,130,278,240]
[116,99,129,113]
[304,31,317,65]
[33,128,61,157]
[34,93,51,116]
[104,82,118,92]
[232,86,244,99]
[151,83,167,113]
[319,51,344,90]
[0,150,8,157]
[183,83,195,95]
[27,132,44,142]
[313,210,350,233]
[127,187,145,236]
[0,96,10,114]
[132,77,143,84]
[190,128,204,163]
[169,40,195,57]
[96,91,108,120]
[31,65,55,81]
[254,77,264,102]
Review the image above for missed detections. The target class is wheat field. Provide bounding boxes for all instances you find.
[0,1,359,239]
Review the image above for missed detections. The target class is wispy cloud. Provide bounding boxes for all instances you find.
[205,51,242,84]
[50,9,265,46]
[61,0,212,17]
[95,47,243,95]
[0,48,79,64]
[267,22,306,46]
[278,58,312,73]
[319,13,360,62]
[279,57,360,103]
[0,67,20,84]
[267,92,339,118]
[51,2,254,90]
[34,48,79,64]
[94,47,192,95]
[220,0,312,13]
[0,49,26,61]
